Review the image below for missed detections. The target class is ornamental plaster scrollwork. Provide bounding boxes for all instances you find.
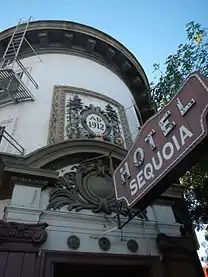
[48,86,65,144]
[0,220,48,246]
[47,86,132,149]
[46,158,148,220]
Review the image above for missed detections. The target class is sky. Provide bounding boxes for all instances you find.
[1,0,208,83]
[1,0,208,264]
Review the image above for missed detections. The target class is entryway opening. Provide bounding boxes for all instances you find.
[54,262,151,276]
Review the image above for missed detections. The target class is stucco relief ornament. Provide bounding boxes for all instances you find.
[47,160,115,213]
[65,94,124,146]
[66,95,84,139]
[80,105,111,140]
[46,160,148,220]
[0,221,48,245]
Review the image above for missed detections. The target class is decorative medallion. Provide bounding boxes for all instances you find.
[127,239,139,253]
[48,86,133,148]
[0,221,48,246]
[65,97,124,145]
[46,159,149,220]
[98,237,111,251]
[67,235,80,250]
[81,107,111,138]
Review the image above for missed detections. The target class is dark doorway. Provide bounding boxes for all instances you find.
[54,262,151,276]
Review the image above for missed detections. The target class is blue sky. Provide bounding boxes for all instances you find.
[1,0,207,262]
[1,0,207,84]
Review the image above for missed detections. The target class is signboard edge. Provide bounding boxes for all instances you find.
[113,72,208,207]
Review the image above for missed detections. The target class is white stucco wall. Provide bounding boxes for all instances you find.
[4,184,181,255]
[0,54,140,155]
[0,52,182,256]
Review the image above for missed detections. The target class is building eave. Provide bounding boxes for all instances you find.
[0,20,155,123]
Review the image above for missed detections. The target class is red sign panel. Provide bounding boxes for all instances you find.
[113,72,208,209]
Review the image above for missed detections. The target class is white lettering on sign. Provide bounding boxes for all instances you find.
[120,162,131,185]
[159,110,176,136]
[172,135,181,150]
[179,125,193,145]
[128,124,193,196]
[162,142,174,160]
[130,178,138,195]
[133,147,144,167]
[176,97,196,116]
[86,113,106,135]
[137,170,146,189]
[144,163,154,179]
[152,152,163,170]
[145,129,156,150]
[113,73,208,208]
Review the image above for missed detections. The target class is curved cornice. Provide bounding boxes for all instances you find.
[0,20,148,84]
[0,20,155,123]
[1,139,127,169]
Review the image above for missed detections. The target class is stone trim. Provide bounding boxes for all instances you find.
[10,176,49,188]
[4,165,58,186]
[47,85,132,148]
[0,20,154,123]
[156,233,197,259]
[0,220,48,246]
[6,206,181,234]
[0,20,149,87]
[42,250,158,277]
[48,86,65,144]
[0,139,127,169]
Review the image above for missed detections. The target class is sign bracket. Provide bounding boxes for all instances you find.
[114,201,145,229]
[113,72,208,212]
[109,152,147,229]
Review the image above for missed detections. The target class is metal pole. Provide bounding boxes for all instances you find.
[119,210,142,229]
[0,127,24,155]
[108,153,114,177]
[80,153,109,164]
[0,126,5,143]
[3,135,24,155]
[24,37,43,63]
[109,153,122,229]
[116,202,121,229]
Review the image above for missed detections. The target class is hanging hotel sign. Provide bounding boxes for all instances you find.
[113,72,208,209]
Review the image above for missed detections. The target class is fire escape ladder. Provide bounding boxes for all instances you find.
[1,18,30,68]
[15,59,38,89]
[0,17,41,106]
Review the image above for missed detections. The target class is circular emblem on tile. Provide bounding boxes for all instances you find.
[81,109,111,137]
[98,237,111,251]
[67,235,80,250]
[86,113,107,134]
[127,239,138,253]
